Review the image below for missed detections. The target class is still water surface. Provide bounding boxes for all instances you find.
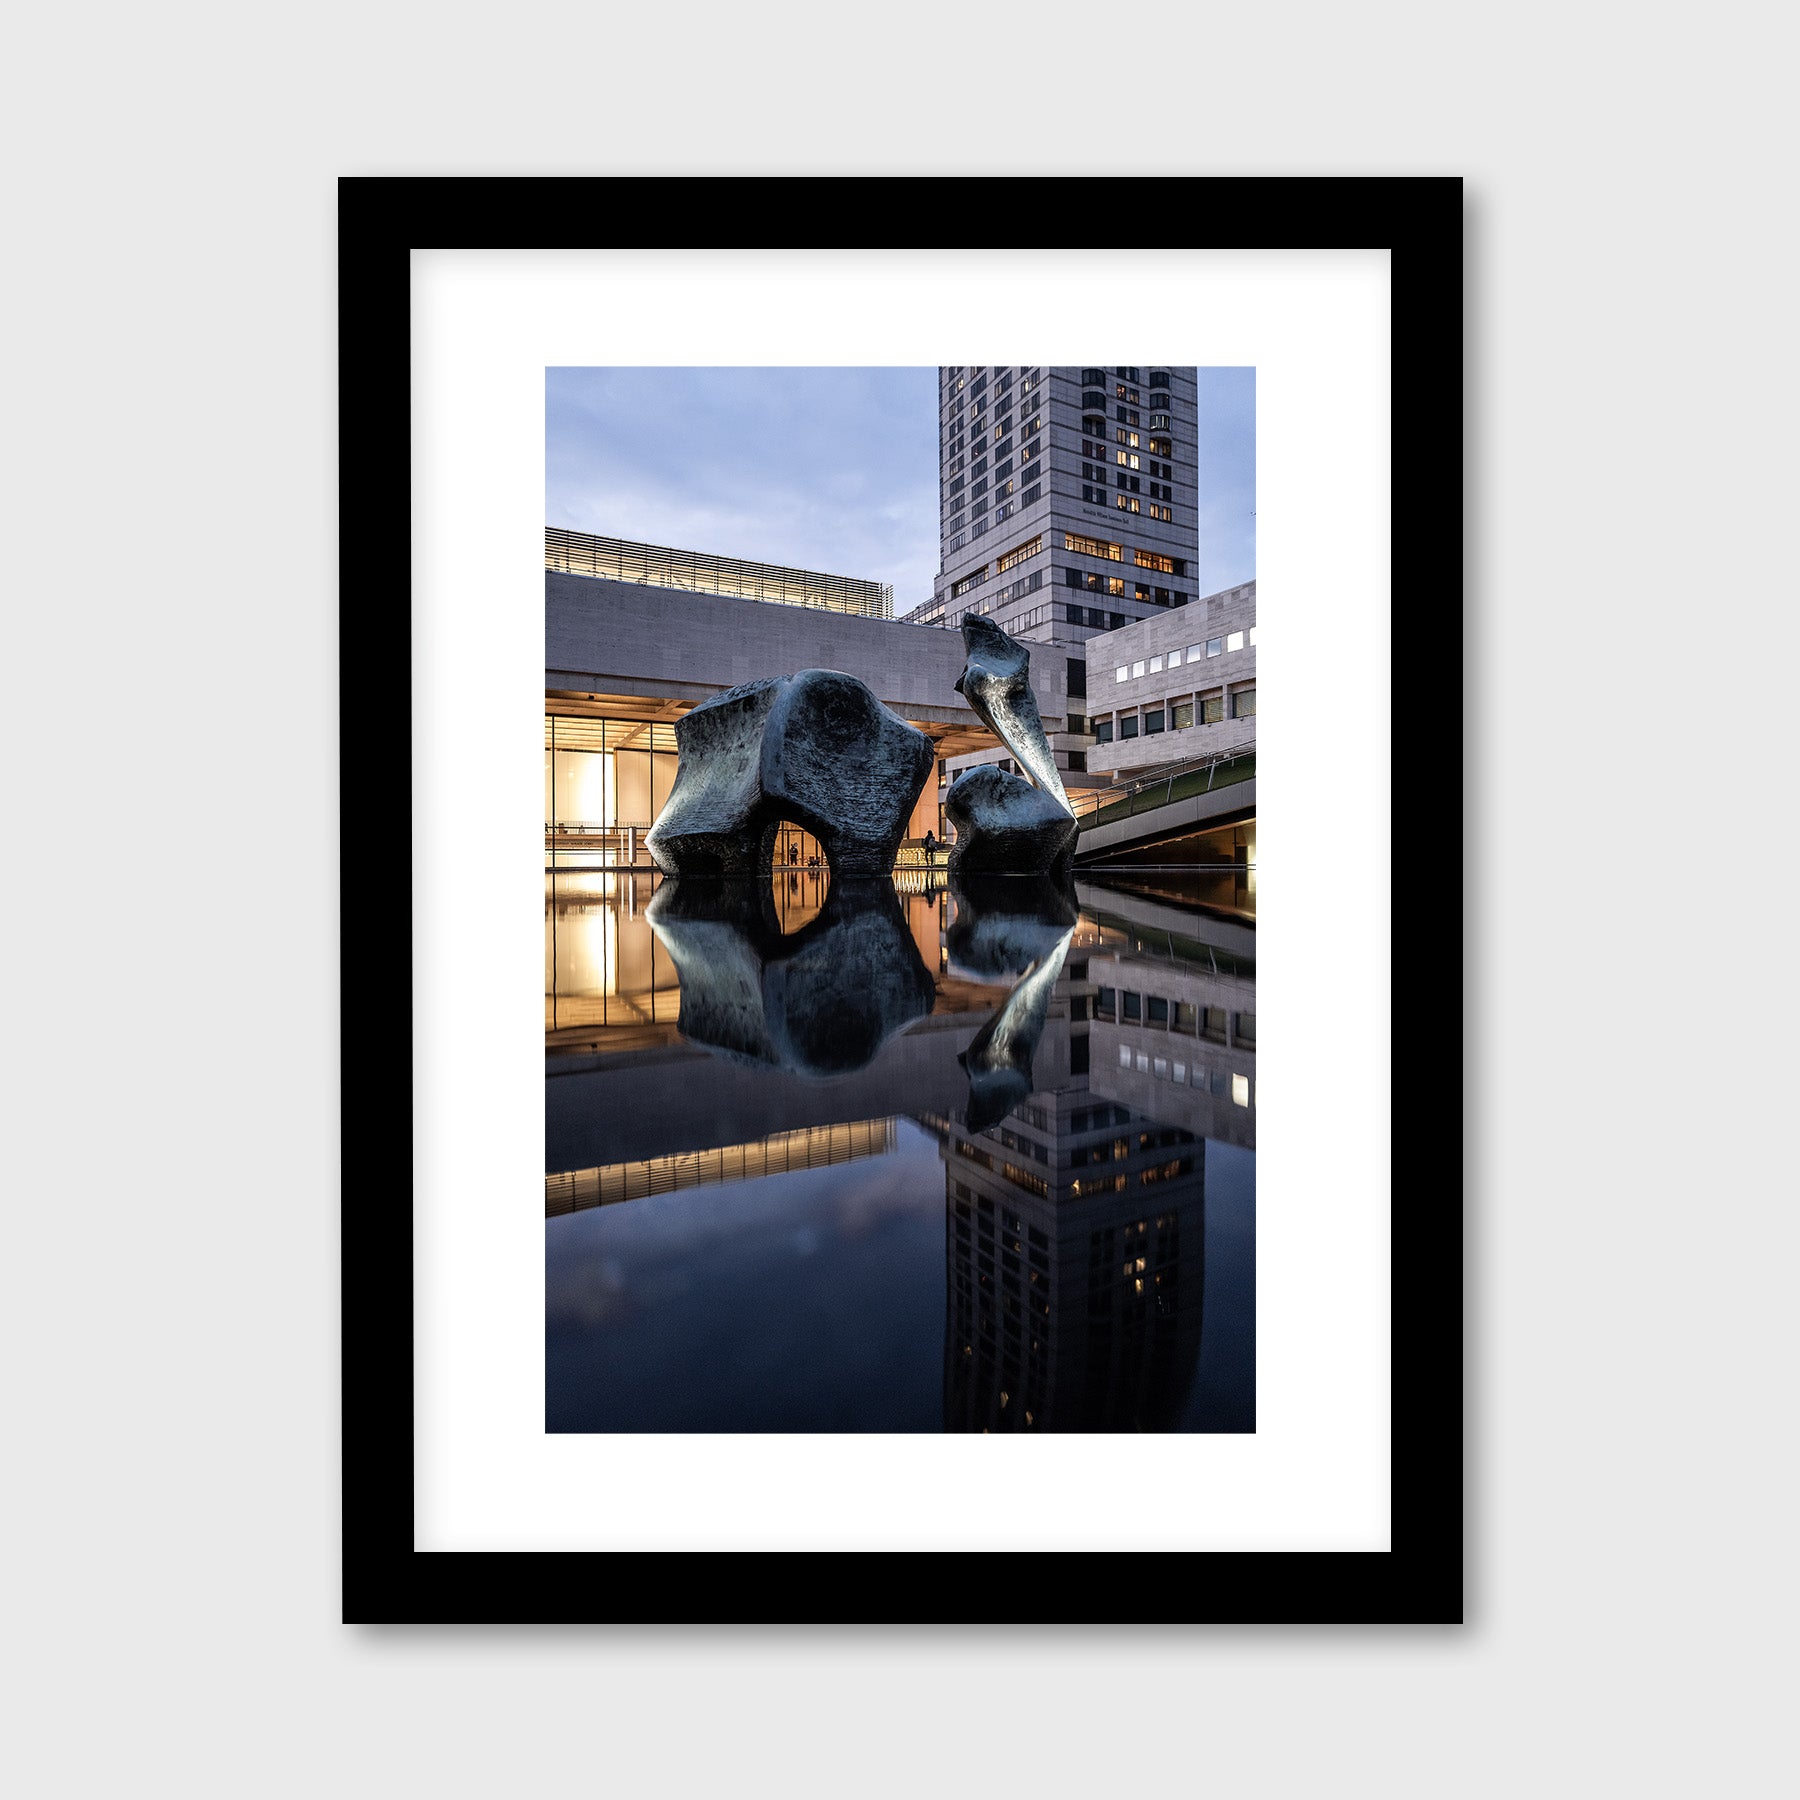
[546,868,1255,1432]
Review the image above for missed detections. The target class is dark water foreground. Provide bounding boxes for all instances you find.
[545,867,1255,1432]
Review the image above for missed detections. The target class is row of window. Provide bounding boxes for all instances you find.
[1113,631,1255,683]
[1117,1046,1254,1106]
[1095,993,1254,1042]
[1092,690,1255,741]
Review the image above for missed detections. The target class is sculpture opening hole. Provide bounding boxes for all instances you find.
[769,819,830,932]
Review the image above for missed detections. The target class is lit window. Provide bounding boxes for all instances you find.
[1115,666,1128,683]
[1207,637,1223,657]
[1232,1074,1250,1107]
[1227,630,1244,652]
[1172,701,1194,729]
[1131,661,1145,678]
[1119,1044,1132,1068]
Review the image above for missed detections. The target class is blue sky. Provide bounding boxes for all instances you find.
[546,367,1256,607]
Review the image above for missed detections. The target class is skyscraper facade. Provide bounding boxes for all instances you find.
[903,364,1203,789]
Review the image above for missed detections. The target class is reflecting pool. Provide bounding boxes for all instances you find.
[546,867,1255,1432]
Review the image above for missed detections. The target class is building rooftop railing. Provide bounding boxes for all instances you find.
[546,527,893,620]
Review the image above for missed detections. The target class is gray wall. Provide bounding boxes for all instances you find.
[547,572,1066,728]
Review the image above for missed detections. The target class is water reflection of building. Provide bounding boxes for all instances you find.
[921,883,1242,1433]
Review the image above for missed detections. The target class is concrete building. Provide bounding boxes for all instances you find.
[1086,579,1256,777]
[903,365,1204,795]
[545,529,1065,863]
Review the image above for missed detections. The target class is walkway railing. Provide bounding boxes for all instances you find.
[1070,740,1257,829]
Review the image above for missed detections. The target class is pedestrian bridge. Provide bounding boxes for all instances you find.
[1072,745,1256,865]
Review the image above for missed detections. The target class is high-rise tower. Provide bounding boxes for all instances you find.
[903,365,1203,794]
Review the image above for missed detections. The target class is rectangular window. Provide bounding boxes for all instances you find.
[1064,531,1123,561]
[1122,992,1142,1022]
[1134,549,1176,574]
[1207,637,1223,657]
[1144,709,1165,734]
[1131,660,1145,677]
[1234,1012,1256,1047]
[1149,655,1162,672]
[1172,701,1194,729]
[996,533,1041,574]
[1147,996,1169,1025]
[1093,719,1114,743]
[1202,1007,1228,1044]
[1187,644,1202,660]
[1202,696,1224,724]
[1233,689,1256,718]
[1066,658,1086,697]
[1107,575,1126,596]
[1115,665,1128,683]
[1227,630,1244,652]
[1120,716,1139,739]
[950,568,988,599]
[1068,714,1086,735]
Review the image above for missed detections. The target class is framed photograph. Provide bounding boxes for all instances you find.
[342,176,1461,1620]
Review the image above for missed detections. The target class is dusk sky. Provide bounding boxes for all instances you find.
[546,367,1256,607]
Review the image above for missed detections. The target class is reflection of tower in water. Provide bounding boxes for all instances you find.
[927,932,1208,1433]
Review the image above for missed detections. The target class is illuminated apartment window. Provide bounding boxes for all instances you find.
[1115,496,1141,512]
[1232,1074,1251,1108]
[1227,630,1244,652]
[1172,701,1194,729]
[1233,689,1256,718]
[1134,549,1177,574]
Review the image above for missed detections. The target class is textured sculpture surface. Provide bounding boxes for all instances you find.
[646,877,934,1076]
[953,616,1070,811]
[945,764,1077,877]
[946,617,1077,875]
[646,669,934,879]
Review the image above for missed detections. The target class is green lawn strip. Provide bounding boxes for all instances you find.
[1077,755,1256,832]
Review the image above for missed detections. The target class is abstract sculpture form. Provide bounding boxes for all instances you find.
[646,669,935,879]
[945,617,1078,876]
[942,874,1077,1128]
[646,877,935,1076]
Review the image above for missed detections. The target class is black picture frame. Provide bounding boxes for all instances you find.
[341,175,1463,1623]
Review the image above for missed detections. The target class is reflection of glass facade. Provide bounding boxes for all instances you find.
[545,870,678,1035]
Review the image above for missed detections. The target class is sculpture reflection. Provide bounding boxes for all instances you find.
[646,876,935,1077]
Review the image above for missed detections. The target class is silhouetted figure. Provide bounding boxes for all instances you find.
[788,841,798,866]
[923,829,938,860]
